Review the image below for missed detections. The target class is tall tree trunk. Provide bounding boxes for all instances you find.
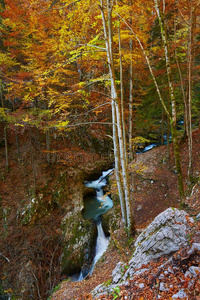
[100,0,127,227]
[167,96,170,160]
[0,80,9,172]
[116,9,184,199]
[4,126,9,172]
[187,1,195,180]
[118,17,128,165]
[15,127,21,160]
[29,129,37,195]
[100,0,135,234]
[154,0,185,199]
[174,18,188,139]
[111,87,127,227]
[128,0,134,162]
[161,106,164,146]
[107,0,134,234]
[46,129,51,164]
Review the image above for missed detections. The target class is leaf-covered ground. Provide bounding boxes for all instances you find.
[50,129,200,300]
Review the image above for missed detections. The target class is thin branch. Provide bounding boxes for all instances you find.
[30,269,42,300]
[178,8,189,26]
[79,44,106,51]
[70,102,110,118]
[113,10,171,120]
[0,252,10,263]
[66,121,115,127]
[43,121,116,130]
[49,242,60,291]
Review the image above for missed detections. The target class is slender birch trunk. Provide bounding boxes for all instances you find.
[154,0,185,199]
[46,129,51,164]
[187,1,194,179]
[0,80,9,172]
[167,96,170,160]
[112,93,127,227]
[100,0,135,234]
[115,10,184,198]
[29,129,37,194]
[128,0,134,162]
[4,126,9,172]
[100,0,127,227]
[118,18,128,165]
[128,36,134,162]
[107,0,134,234]
[174,18,188,139]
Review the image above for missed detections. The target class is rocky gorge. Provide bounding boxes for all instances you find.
[0,127,200,300]
[49,129,200,300]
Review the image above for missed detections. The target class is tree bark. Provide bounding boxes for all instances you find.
[154,0,185,199]
[0,80,9,171]
[118,17,128,165]
[100,0,127,227]
[115,7,184,199]
[100,0,135,234]
[128,0,134,162]
[187,0,195,180]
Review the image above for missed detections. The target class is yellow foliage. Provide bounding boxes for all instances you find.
[130,161,147,175]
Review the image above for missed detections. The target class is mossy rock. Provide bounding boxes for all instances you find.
[61,212,96,275]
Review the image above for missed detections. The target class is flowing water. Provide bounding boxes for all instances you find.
[77,169,113,280]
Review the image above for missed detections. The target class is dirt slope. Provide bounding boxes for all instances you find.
[51,129,200,300]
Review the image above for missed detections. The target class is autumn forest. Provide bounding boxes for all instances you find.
[0,0,199,299]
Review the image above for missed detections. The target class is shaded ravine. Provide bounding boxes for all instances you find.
[72,169,114,281]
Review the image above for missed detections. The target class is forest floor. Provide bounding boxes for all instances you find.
[50,128,200,300]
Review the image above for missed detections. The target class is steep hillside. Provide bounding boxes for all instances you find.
[50,129,200,300]
[0,125,113,299]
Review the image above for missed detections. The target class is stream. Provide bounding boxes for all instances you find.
[72,169,114,281]
[70,132,176,281]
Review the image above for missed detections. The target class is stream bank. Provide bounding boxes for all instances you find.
[50,129,200,300]
[0,125,117,300]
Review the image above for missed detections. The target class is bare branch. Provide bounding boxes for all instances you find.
[79,44,106,51]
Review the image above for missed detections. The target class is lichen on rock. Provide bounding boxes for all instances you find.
[92,207,195,298]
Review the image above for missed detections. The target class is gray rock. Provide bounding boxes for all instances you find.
[123,208,193,280]
[92,208,194,299]
[158,274,165,279]
[172,289,188,299]
[136,205,142,212]
[188,243,200,255]
[134,268,149,276]
[168,266,174,274]
[159,282,168,292]
[185,266,200,278]
[196,213,200,221]
[112,262,126,284]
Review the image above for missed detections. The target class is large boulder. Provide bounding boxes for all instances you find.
[92,207,195,297]
[126,207,194,278]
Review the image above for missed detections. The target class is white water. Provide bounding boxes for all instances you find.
[78,222,109,280]
[78,222,109,281]
[77,169,113,281]
[84,168,114,191]
[91,223,109,272]
[83,168,114,222]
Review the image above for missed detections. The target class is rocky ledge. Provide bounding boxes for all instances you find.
[92,208,200,299]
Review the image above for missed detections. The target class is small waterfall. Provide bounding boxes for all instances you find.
[83,169,113,222]
[92,222,109,268]
[77,169,113,281]
[78,221,109,280]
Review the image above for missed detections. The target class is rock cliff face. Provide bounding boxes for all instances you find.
[60,165,118,277]
[92,208,196,298]
[0,125,115,300]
